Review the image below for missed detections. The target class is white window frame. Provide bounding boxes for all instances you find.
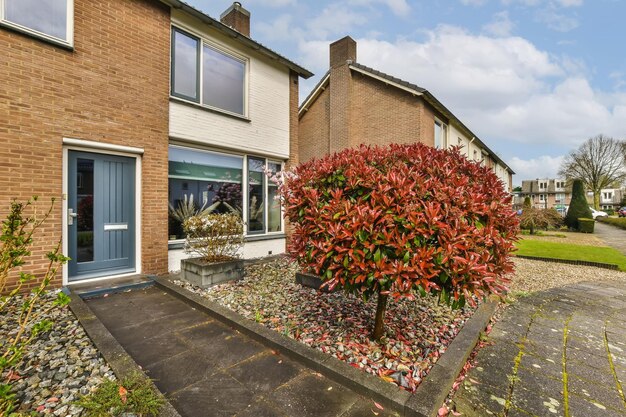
[245,155,285,236]
[0,0,74,47]
[434,119,448,150]
[170,25,249,118]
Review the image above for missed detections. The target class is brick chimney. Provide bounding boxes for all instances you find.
[329,36,357,153]
[330,36,357,68]
[220,2,250,37]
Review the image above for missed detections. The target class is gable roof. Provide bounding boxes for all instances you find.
[299,61,514,174]
[159,0,313,79]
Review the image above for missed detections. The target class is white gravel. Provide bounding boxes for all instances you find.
[509,257,626,294]
[1,291,115,415]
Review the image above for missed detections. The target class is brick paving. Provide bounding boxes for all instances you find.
[86,287,400,417]
[452,280,626,416]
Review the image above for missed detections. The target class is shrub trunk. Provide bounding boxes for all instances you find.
[372,290,389,341]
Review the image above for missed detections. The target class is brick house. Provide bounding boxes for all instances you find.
[299,36,514,192]
[0,0,311,290]
[513,179,572,211]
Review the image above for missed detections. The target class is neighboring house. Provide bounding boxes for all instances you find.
[513,179,571,210]
[598,188,624,211]
[0,0,311,290]
[298,36,514,193]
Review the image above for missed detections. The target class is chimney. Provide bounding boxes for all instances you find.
[220,2,250,37]
[330,36,357,68]
[328,36,357,154]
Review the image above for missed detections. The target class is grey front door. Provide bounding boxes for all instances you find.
[68,151,136,281]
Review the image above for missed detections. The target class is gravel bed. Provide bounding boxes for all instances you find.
[521,232,607,247]
[1,291,115,415]
[509,257,626,295]
[175,258,476,392]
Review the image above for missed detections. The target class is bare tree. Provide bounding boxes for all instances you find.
[558,135,626,209]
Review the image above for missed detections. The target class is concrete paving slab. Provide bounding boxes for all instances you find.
[86,287,404,417]
[452,279,626,417]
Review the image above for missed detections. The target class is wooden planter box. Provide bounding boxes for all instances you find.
[295,271,337,293]
[181,257,244,288]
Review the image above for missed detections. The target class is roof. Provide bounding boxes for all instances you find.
[299,61,514,174]
[159,0,313,79]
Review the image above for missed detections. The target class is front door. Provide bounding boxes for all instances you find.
[68,151,136,281]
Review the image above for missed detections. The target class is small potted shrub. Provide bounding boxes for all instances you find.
[180,213,245,288]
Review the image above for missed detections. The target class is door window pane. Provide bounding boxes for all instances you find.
[203,45,245,115]
[267,162,281,232]
[4,0,68,41]
[168,146,243,239]
[248,157,265,233]
[76,158,94,263]
[172,29,199,101]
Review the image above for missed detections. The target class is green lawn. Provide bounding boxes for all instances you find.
[515,239,626,272]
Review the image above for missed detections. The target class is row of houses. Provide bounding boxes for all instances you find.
[1,0,513,289]
[512,179,624,211]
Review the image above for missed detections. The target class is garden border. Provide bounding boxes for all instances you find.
[154,276,497,417]
[514,255,619,271]
[68,290,181,417]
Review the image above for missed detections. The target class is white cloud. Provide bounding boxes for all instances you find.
[536,7,579,32]
[483,11,514,37]
[509,155,565,182]
[554,0,583,7]
[249,0,297,6]
[460,0,488,5]
[348,0,411,16]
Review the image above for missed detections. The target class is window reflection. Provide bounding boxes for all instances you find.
[5,0,68,41]
[168,146,243,239]
[248,157,265,233]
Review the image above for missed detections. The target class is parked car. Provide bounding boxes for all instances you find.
[618,207,626,217]
[589,207,608,219]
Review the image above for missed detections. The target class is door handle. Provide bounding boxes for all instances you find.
[68,208,78,225]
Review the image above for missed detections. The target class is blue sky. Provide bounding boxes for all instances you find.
[187,0,626,185]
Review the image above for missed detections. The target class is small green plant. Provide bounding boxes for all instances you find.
[0,197,70,414]
[75,373,164,417]
[183,213,244,263]
[254,309,263,323]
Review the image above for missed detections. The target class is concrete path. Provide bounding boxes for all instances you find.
[452,280,626,416]
[595,221,626,256]
[86,287,399,417]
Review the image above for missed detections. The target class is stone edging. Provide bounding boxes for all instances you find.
[515,255,619,271]
[154,277,497,417]
[68,290,181,417]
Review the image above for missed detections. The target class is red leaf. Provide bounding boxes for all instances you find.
[374,401,384,410]
[119,386,128,404]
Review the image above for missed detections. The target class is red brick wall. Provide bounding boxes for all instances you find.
[298,68,438,164]
[350,73,435,148]
[0,0,171,291]
[299,86,330,163]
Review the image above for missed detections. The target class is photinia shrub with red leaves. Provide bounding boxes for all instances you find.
[276,143,519,340]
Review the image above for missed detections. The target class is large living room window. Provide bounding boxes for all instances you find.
[168,146,282,240]
[168,146,243,240]
[1,0,73,46]
[171,27,247,116]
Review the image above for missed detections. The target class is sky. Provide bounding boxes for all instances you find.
[187,0,626,185]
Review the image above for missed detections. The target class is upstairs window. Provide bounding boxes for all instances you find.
[1,0,73,45]
[434,120,447,149]
[171,27,247,116]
